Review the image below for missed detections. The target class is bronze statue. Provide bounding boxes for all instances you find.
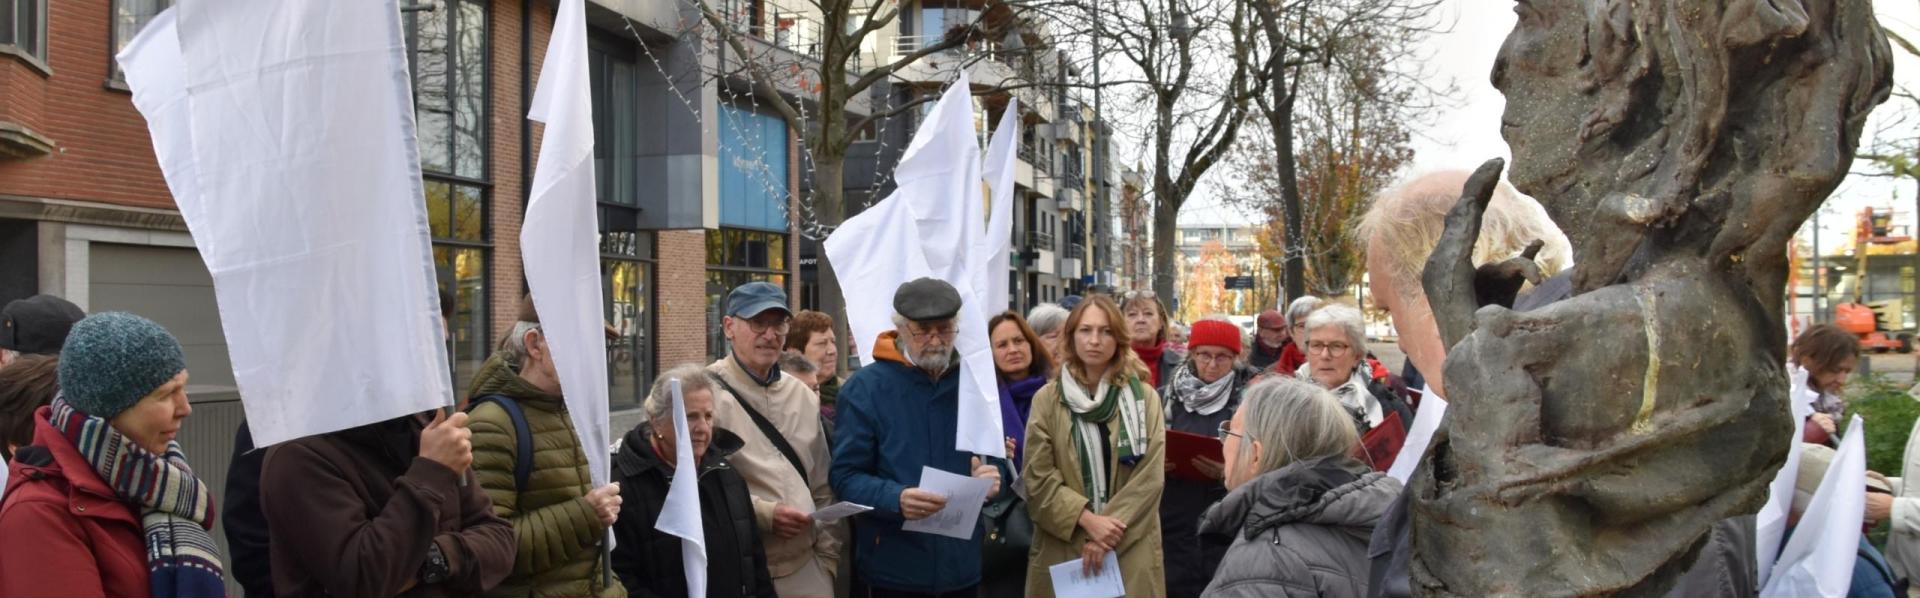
[1410,1,1893,595]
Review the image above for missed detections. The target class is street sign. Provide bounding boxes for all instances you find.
[1224,276,1255,290]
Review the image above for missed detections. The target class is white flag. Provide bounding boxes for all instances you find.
[122,1,452,446]
[1761,414,1866,598]
[523,0,613,488]
[1757,366,1823,587]
[654,379,707,598]
[977,99,1019,313]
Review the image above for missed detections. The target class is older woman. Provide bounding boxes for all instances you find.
[1026,303,1071,375]
[1274,296,1323,377]
[612,363,773,598]
[0,313,224,597]
[1121,290,1181,387]
[1200,378,1401,597]
[1294,304,1412,470]
[1159,319,1257,598]
[1024,295,1167,598]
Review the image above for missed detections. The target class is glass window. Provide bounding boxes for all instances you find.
[1,0,45,62]
[707,227,790,359]
[590,36,642,207]
[603,257,652,410]
[407,0,490,397]
[110,0,168,79]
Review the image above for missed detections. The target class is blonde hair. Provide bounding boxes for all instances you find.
[1061,295,1150,386]
[1357,171,1572,302]
[1235,377,1360,474]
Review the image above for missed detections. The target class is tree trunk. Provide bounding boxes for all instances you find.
[1271,80,1306,303]
[811,155,850,370]
[1152,177,1181,309]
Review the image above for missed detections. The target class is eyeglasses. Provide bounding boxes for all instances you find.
[742,317,791,336]
[1307,341,1352,356]
[1190,351,1235,365]
[908,322,958,341]
[1216,420,1242,441]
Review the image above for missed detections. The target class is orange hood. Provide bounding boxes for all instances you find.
[871,330,911,366]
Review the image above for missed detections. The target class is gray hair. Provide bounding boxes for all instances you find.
[1026,303,1070,336]
[644,363,716,422]
[1286,296,1324,325]
[778,352,818,375]
[1236,377,1360,474]
[498,320,542,368]
[1303,303,1367,357]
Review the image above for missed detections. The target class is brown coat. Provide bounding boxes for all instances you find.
[261,416,517,597]
[1022,378,1168,598]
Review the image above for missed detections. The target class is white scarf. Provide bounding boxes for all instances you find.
[1298,362,1383,428]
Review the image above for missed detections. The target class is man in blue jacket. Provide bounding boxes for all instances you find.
[830,278,1004,598]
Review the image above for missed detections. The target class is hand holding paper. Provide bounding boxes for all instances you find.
[811,502,873,523]
[1048,550,1124,598]
[901,466,992,539]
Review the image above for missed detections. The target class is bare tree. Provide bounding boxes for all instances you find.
[1853,26,1920,329]
[1076,0,1264,303]
[1242,0,1442,300]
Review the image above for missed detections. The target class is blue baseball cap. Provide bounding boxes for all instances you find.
[726,282,791,319]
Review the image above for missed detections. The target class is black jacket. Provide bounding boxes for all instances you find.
[223,420,274,598]
[611,425,773,598]
[1159,364,1255,598]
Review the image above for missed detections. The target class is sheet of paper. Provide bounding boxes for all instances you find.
[811,501,873,522]
[900,466,992,539]
[1048,551,1125,598]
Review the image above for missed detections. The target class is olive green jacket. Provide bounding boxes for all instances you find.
[467,354,624,598]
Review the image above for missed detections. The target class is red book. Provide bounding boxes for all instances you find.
[1166,429,1226,483]
[1357,411,1407,472]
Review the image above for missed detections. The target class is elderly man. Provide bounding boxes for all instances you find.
[709,282,839,598]
[831,277,1003,598]
[611,363,774,598]
[0,295,85,367]
[1356,170,1752,598]
[465,296,625,597]
[1245,309,1289,370]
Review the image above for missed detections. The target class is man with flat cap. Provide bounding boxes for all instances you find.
[0,295,85,366]
[708,281,840,598]
[830,277,1004,598]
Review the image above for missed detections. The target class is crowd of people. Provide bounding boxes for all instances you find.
[0,168,1913,598]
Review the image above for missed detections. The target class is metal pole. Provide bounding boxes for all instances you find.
[1814,209,1823,322]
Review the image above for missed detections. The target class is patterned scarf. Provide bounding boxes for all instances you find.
[1297,363,1383,429]
[49,397,224,598]
[1060,372,1149,512]
[1166,363,1236,417]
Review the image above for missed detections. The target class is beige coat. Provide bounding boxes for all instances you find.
[1022,377,1168,598]
[1886,413,1920,597]
[708,355,841,598]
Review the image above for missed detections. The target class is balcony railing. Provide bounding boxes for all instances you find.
[725,11,826,61]
[1066,243,1086,260]
[1027,231,1055,249]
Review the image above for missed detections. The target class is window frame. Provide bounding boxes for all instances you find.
[0,0,50,76]
[106,0,171,89]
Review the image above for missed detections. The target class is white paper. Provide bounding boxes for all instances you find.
[1757,366,1822,587]
[810,501,874,522]
[901,466,992,539]
[1047,551,1125,598]
[653,379,707,598]
[1761,414,1867,598]
[1386,386,1447,483]
[123,1,452,447]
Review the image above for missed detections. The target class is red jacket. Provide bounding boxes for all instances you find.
[0,407,150,597]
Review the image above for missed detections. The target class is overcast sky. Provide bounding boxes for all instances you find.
[1180,0,1920,256]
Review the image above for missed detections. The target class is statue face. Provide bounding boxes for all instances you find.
[1492,0,1592,197]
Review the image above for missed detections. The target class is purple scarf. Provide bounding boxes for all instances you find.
[1000,374,1049,469]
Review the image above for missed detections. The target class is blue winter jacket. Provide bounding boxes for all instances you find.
[830,331,991,593]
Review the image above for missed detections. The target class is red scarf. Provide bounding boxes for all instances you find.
[1133,340,1168,387]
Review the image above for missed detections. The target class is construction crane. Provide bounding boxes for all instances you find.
[1834,207,1915,353]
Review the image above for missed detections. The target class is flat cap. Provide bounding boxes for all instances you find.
[1,294,86,355]
[894,278,962,322]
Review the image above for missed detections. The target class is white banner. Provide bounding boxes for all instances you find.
[1762,414,1867,598]
[654,380,707,598]
[523,0,613,487]
[121,0,452,446]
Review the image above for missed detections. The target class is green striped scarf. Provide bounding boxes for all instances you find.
[1059,373,1149,512]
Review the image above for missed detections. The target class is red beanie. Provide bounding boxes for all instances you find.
[1188,320,1242,355]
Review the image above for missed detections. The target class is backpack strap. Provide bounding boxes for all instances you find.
[711,375,809,483]
[470,395,534,490]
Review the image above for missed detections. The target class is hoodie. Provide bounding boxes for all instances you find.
[1199,456,1400,598]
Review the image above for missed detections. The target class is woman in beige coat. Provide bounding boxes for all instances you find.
[1023,295,1167,598]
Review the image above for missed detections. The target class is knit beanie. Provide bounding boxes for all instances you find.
[1188,320,1243,355]
[57,312,186,418]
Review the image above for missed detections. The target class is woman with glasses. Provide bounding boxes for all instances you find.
[1200,377,1400,597]
[1157,319,1256,598]
[1120,290,1181,387]
[1294,304,1412,470]
[1022,295,1167,598]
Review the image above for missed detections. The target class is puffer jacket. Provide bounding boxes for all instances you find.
[1200,455,1400,598]
[611,425,773,598]
[0,407,151,597]
[467,354,624,598]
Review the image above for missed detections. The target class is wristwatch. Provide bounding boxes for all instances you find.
[419,542,451,585]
